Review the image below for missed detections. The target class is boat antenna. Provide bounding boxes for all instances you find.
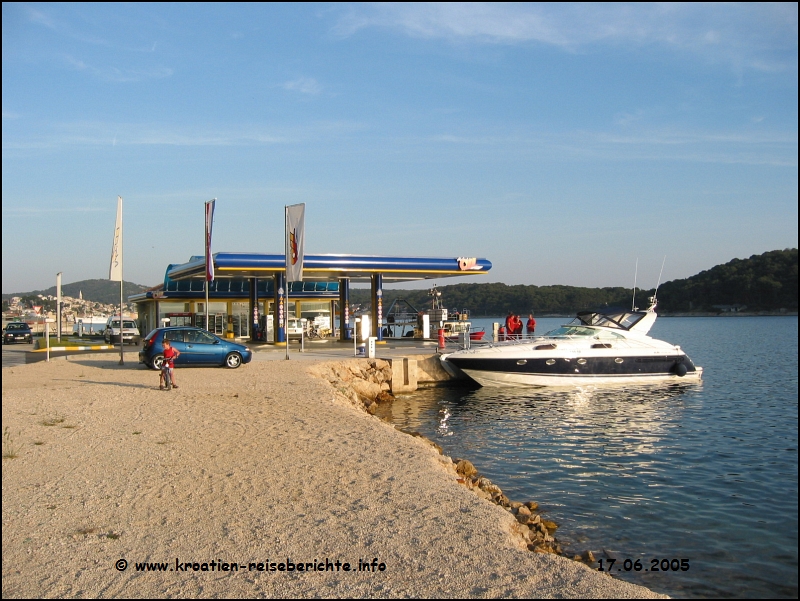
[631,258,638,311]
[652,256,667,305]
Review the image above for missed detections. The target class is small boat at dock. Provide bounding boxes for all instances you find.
[382,286,484,341]
[438,312,486,342]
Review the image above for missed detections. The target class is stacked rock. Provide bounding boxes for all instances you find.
[309,359,395,412]
[453,459,562,555]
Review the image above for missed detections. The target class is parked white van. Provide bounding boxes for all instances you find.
[286,317,305,340]
[103,317,141,345]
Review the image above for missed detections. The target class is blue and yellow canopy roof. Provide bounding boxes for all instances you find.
[167,253,492,284]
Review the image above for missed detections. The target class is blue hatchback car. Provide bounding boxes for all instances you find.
[139,327,253,370]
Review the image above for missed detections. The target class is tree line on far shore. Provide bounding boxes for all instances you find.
[4,249,796,317]
[351,249,798,315]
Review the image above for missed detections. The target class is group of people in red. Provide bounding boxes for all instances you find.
[499,312,536,340]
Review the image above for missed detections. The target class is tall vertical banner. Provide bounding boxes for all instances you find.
[203,198,216,333]
[109,196,124,365]
[284,203,305,361]
[285,203,305,282]
[205,199,216,281]
[109,196,123,281]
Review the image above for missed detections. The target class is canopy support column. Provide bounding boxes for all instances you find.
[339,278,351,341]
[371,273,383,341]
[274,272,286,344]
[249,277,259,342]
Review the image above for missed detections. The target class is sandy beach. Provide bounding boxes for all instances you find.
[2,355,665,598]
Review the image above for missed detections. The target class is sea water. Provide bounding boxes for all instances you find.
[376,316,798,598]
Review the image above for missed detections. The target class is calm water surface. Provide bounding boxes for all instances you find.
[377,316,798,598]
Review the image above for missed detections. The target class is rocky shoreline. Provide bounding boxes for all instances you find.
[307,358,595,564]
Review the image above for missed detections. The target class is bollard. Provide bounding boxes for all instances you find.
[438,328,446,349]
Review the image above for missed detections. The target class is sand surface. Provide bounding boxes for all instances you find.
[2,356,666,598]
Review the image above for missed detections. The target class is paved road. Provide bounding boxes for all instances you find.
[1,342,129,369]
[1,343,33,368]
[2,337,450,370]
[250,338,442,362]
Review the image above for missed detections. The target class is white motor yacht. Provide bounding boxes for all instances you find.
[441,298,702,387]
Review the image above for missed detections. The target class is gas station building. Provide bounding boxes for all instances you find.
[130,253,492,344]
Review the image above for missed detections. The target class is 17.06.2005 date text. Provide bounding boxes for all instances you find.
[598,558,690,572]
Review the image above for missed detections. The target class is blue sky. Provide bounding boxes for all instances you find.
[2,3,797,293]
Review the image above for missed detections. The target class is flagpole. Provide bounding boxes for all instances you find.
[119,280,124,364]
[285,205,290,361]
[118,197,124,365]
[205,205,209,331]
[204,199,216,333]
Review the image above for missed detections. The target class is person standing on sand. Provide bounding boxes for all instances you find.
[527,313,536,336]
[161,339,180,389]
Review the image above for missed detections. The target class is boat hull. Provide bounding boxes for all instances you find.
[445,354,702,387]
[458,366,703,387]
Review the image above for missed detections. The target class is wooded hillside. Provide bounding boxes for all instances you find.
[351,249,798,315]
[3,279,149,305]
[656,249,797,312]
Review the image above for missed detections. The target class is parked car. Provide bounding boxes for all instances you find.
[103,317,141,345]
[139,326,253,370]
[287,317,305,340]
[3,322,33,344]
[255,315,306,342]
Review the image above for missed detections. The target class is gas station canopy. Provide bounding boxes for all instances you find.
[167,253,492,284]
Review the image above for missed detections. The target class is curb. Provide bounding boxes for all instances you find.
[31,345,117,353]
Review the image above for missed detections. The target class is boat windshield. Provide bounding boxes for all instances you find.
[573,310,647,330]
[544,326,599,337]
[544,326,626,339]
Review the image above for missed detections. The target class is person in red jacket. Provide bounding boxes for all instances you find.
[504,312,514,340]
[161,338,181,389]
[527,313,537,336]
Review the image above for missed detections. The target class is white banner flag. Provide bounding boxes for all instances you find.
[109,196,123,282]
[205,199,215,281]
[285,203,305,282]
